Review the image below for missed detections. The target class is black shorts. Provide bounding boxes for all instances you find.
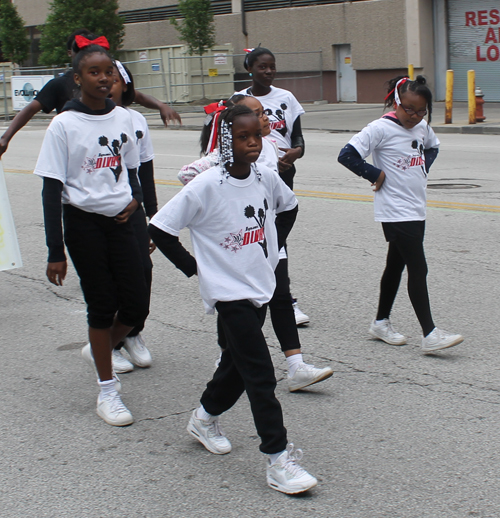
[382,220,426,243]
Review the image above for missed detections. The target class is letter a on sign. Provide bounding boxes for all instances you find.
[0,161,23,271]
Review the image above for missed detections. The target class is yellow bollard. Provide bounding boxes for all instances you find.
[468,70,476,124]
[408,64,414,80]
[445,70,453,124]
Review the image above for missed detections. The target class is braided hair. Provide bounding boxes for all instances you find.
[385,75,433,123]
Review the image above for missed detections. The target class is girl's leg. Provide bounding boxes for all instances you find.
[376,241,406,320]
[202,300,288,454]
[393,234,435,336]
[90,317,134,381]
[269,258,301,354]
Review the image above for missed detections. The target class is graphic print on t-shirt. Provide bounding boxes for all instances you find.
[394,139,426,177]
[219,198,269,257]
[264,103,288,137]
[94,133,129,181]
[135,130,144,144]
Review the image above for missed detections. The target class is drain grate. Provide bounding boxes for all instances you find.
[427,183,480,189]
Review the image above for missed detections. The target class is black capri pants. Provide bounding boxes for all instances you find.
[63,204,149,329]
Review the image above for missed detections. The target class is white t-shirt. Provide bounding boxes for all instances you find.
[177,136,279,185]
[151,164,298,313]
[235,86,305,157]
[348,117,440,222]
[127,107,155,163]
[34,106,140,217]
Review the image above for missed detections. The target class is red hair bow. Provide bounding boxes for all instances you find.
[75,35,110,50]
[204,101,227,153]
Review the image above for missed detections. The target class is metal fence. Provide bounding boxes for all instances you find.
[0,48,324,120]
[166,50,324,104]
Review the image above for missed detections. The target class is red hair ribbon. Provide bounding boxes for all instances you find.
[384,77,409,102]
[74,35,110,50]
[204,101,227,153]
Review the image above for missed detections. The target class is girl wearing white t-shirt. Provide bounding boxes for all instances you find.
[34,45,149,426]
[149,104,317,495]
[236,47,309,326]
[107,62,157,373]
[179,94,332,391]
[338,75,463,353]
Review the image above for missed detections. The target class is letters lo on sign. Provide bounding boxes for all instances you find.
[0,162,22,271]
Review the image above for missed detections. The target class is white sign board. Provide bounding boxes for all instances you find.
[139,51,148,61]
[214,53,227,65]
[0,162,22,271]
[11,75,54,110]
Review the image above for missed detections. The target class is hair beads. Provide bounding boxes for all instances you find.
[219,119,233,166]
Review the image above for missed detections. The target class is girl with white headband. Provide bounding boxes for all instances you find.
[338,75,463,353]
[97,61,158,373]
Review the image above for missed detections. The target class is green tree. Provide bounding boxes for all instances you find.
[171,0,216,99]
[38,0,124,66]
[0,0,30,64]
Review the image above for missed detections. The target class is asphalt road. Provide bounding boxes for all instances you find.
[0,125,499,517]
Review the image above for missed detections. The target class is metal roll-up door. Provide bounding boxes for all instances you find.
[448,0,500,101]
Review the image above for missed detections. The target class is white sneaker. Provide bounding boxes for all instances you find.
[112,349,134,373]
[96,393,133,426]
[369,319,407,345]
[267,443,318,494]
[123,334,152,368]
[293,301,310,326]
[186,410,232,454]
[81,343,122,392]
[288,362,333,392]
[421,328,463,353]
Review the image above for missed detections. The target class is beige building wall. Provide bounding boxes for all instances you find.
[122,0,407,72]
[13,0,49,26]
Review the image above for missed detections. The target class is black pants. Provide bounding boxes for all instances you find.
[202,300,288,454]
[63,204,149,330]
[376,221,435,336]
[127,207,152,337]
[217,258,300,352]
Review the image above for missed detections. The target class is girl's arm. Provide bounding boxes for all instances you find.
[275,205,298,250]
[338,144,383,184]
[424,147,439,173]
[138,160,158,217]
[42,177,67,285]
[148,225,197,277]
[177,154,218,185]
[134,91,182,126]
[278,116,304,172]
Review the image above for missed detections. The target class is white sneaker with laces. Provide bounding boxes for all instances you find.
[421,328,463,353]
[288,362,333,392]
[81,343,122,392]
[186,410,232,454]
[123,334,152,368]
[96,392,133,426]
[369,319,407,345]
[293,301,310,326]
[267,443,318,494]
[112,349,134,373]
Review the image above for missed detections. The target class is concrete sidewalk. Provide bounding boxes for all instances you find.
[143,100,500,135]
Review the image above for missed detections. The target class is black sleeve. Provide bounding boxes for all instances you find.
[41,177,66,263]
[138,160,158,217]
[290,116,305,157]
[148,224,197,277]
[128,167,143,206]
[424,147,439,173]
[338,143,382,184]
[275,205,298,250]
